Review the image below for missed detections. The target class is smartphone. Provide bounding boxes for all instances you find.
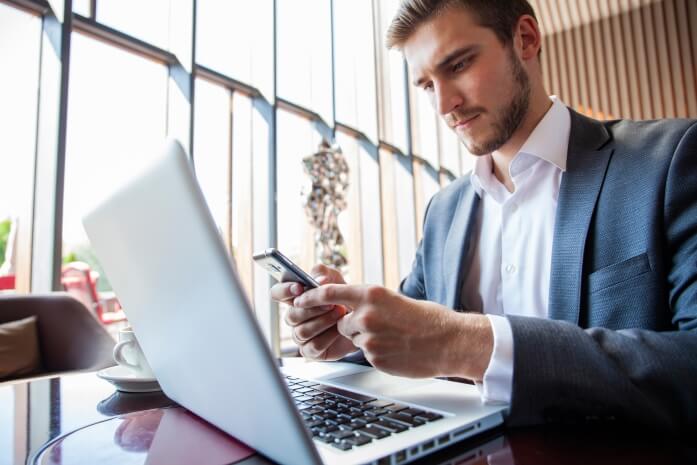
[252,248,319,289]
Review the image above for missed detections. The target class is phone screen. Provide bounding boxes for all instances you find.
[252,248,319,288]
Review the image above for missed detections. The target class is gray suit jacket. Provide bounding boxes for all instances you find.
[398,109,697,431]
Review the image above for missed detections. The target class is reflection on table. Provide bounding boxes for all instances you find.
[1,371,695,465]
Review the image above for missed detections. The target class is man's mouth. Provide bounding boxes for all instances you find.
[453,114,480,129]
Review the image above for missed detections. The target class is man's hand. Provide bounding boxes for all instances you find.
[270,264,357,361]
[293,284,494,380]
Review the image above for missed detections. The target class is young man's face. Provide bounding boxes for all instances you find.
[403,6,530,156]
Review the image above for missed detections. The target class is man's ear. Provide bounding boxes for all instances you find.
[516,14,542,61]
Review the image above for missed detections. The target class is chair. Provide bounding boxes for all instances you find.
[0,274,14,291]
[0,293,116,382]
[61,261,126,324]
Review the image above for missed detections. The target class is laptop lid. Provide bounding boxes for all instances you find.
[83,140,322,465]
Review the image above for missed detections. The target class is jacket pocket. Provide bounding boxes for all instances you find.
[588,252,651,294]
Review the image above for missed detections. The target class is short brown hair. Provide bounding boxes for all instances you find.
[385,0,538,49]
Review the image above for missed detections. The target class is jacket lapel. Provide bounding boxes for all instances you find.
[443,185,479,310]
[548,109,614,323]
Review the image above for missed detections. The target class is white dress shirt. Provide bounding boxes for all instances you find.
[460,97,571,403]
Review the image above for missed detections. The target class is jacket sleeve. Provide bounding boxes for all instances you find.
[507,122,697,432]
[398,197,435,301]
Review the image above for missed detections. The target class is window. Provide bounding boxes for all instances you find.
[438,118,461,175]
[275,109,322,350]
[0,387,13,464]
[333,0,378,141]
[196,0,274,100]
[0,5,41,290]
[231,92,255,297]
[354,141,384,285]
[276,109,322,274]
[1,0,445,355]
[72,0,91,16]
[375,0,409,152]
[409,83,439,168]
[97,0,171,50]
[193,78,231,248]
[334,132,367,285]
[277,0,333,124]
[379,148,416,290]
[63,33,168,291]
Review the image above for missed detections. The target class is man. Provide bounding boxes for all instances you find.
[271,0,697,430]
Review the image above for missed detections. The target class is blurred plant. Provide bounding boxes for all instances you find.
[0,218,11,264]
[301,140,350,273]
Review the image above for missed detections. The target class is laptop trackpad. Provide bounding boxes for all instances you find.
[328,370,436,398]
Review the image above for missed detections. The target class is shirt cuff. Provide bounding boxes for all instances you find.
[476,314,514,405]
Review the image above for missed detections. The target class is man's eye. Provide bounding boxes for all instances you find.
[423,82,434,92]
[452,60,466,73]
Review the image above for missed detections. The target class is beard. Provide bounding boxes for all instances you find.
[458,49,531,156]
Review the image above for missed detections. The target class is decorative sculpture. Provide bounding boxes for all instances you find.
[301,140,350,272]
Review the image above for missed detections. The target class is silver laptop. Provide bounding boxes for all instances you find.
[83,140,506,465]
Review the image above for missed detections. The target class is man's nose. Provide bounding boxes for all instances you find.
[434,81,463,116]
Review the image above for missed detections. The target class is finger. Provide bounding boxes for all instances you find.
[310,263,333,277]
[311,264,346,285]
[270,282,304,302]
[336,311,363,340]
[285,305,336,326]
[299,326,342,360]
[293,307,344,342]
[293,284,366,309]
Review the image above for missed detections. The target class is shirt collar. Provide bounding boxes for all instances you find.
[470,96,571,197]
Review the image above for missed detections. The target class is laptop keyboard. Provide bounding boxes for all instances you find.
[285,375,443,451]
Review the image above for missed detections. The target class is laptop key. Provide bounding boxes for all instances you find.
[331,441,353,451]
[364,408,389,417]
[350,418,367,428]
[316,434,335,443]
[372,420,408,433]
[316,425,338,434]
[364,400,394,409]
[338,423,361,431]
[381,413,426,427]
[316,385,377,403]
[399,408,426,417]
[328,430,356,441]
[357,426,391,439]
[385,404,409,413]
[346,435,372,447]
[414,412,444,422]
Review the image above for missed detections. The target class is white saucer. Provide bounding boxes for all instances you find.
[97,365,162,393]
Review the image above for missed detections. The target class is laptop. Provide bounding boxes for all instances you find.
[83,140,506,465]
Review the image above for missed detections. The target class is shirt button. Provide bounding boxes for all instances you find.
[509,202,518,213]
[505,264,517,274]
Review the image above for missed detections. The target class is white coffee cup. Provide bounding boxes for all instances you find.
[112,327,155,379]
